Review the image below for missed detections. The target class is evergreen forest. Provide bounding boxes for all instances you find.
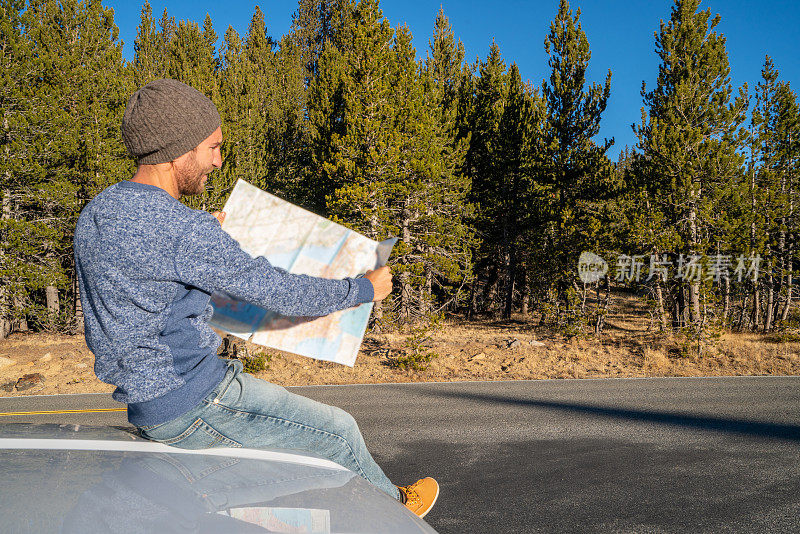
[1,0,798,346]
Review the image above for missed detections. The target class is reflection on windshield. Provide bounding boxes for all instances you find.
[60,453,347,533]
[51,450,430,533]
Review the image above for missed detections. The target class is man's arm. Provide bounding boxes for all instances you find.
[212,210,392,302]
[175,211,388,317]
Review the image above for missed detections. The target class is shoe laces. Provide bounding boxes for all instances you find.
[402,485,421,506]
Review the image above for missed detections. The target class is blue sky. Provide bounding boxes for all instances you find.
[105,0,799,160]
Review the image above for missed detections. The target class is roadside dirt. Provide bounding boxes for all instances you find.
[2,292,799,397]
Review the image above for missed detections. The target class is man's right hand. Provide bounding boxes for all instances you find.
[364,266,392,301]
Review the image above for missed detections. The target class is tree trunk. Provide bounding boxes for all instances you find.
[467,281,477,320]
[654,277,668,331]
[74,272,84,334]
[780,232,793,324]
[751,284,762,332]
[775,171,787,327]
[765,269,774,332]
[1,113,11,337]
[481,264,499,316]
[749,163,757,331]
[0,294,9,339]
[689,282,701,324]
[722,276,730,324]
[688,204,701,324]
[422,261,432,317]
[399,205,412,322]
[672,283,689,329]
[0,188,10,339]
[46,286,60,315]
[737,295,749,331]
[520,267,529,317]
[682,285,691,326]
[2,184,26,333]
[13,295,27,332]
[781,282,793,324]
[671,283,681,329]
[503,247,516,320]
[781,182,795,324]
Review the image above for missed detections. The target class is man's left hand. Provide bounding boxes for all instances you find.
[364,266,392,301]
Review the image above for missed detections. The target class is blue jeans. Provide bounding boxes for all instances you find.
[138,359,400,499]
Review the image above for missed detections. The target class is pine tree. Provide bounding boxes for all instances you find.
[14,0,129,331]
[291,0,351,83]
[385,23,471,321]
[270,33,312,204]
[539,0,614,324]
[216,25,248,200]
[308,2,471,323]
[495,64,537,319]
[132,1,164,87]
[465,42,507,315]
[313,0,396,232]
[158,7,176,52]
[248,9,306,201]
[749,58,800,330]
[425,8,464,118]
[634,0,747,330]
[238,5,275,197]
[417,8,474,316]
[385,23,427,320]
[0,0,31,336]
[215,10,270,208]
[309,0,404,326]
[131,6,177,86]
[165,17,217,94]
[772,84,799,324]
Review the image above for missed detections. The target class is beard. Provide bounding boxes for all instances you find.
[175,151,208,196]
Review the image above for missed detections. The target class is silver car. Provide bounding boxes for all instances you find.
[0,423,438,533]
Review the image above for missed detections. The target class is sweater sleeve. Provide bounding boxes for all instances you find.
[174,212,374,317]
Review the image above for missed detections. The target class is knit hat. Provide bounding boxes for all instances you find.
[122,79,221,165]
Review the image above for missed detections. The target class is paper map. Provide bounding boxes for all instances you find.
[209,179,396,367]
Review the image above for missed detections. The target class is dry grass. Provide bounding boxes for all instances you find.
[1,291,799,396]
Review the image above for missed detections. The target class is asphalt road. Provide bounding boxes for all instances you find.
[1,376,799,533]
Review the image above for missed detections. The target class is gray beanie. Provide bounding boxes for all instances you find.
[122,79,221,165]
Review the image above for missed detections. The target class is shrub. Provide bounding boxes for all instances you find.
[386,316,440,371]
[242,352,271,373]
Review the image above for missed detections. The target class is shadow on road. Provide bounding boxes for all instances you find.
[379,435,800,534]
[401,386,800,442]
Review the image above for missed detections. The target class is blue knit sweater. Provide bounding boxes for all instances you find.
[74,181,373,427]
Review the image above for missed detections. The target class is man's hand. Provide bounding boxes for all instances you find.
[212,211,226,224]
[364,266,392,301]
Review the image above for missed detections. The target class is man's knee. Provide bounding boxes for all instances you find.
[329,406,361,438]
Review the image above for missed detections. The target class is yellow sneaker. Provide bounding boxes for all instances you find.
[398,477,439,518]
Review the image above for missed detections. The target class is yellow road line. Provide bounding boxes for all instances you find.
[0,408,126,417]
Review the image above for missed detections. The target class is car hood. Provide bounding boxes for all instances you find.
[0,424,437,533]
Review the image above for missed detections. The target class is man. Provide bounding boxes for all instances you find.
[74,79,438,518]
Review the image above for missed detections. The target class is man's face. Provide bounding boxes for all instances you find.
[174,127,223,196]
